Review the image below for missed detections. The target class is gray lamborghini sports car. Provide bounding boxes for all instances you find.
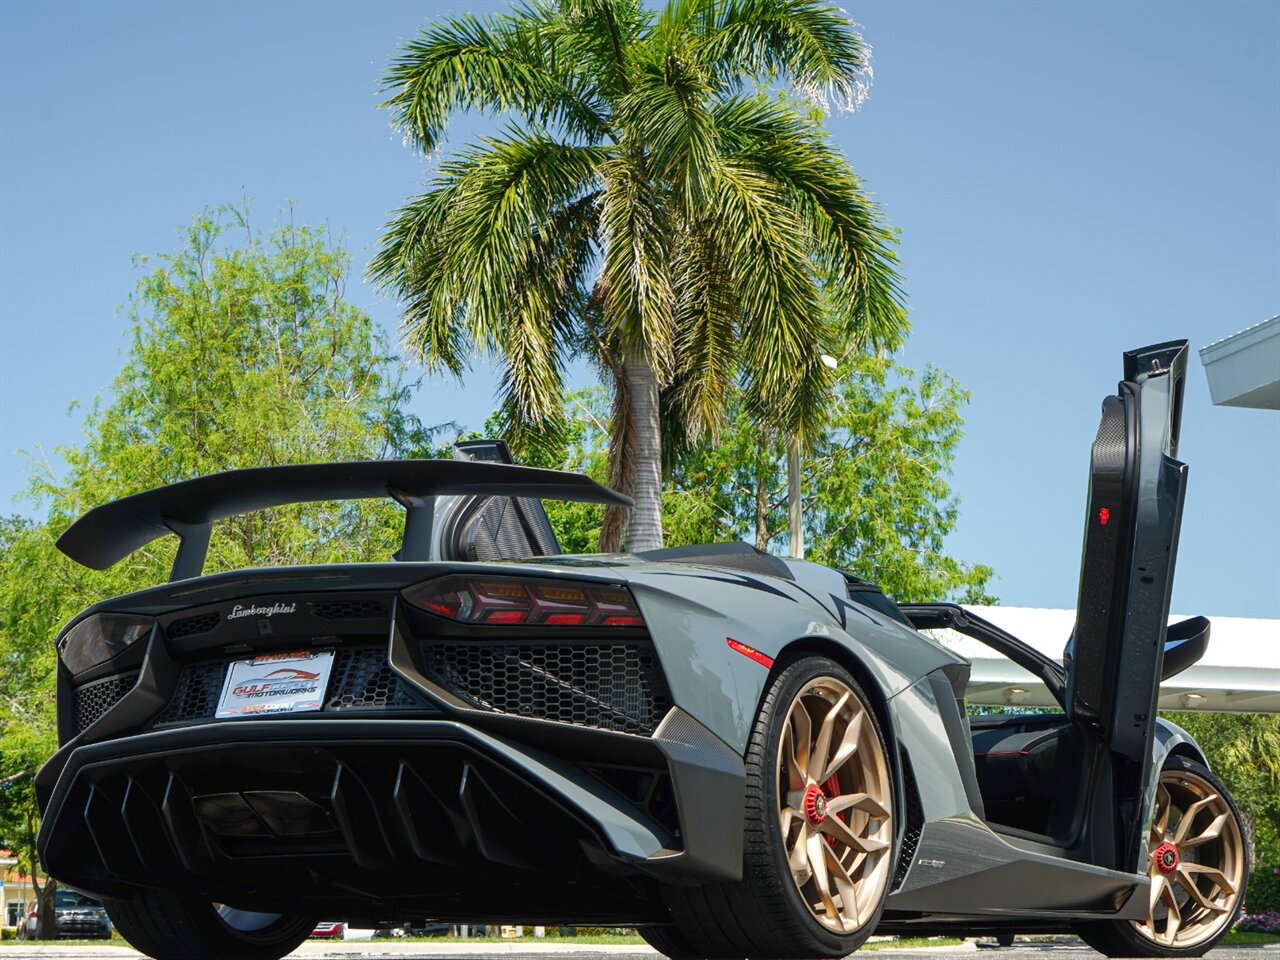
[35,340,1248,960]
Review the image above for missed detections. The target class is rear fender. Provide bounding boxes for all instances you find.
[627,570,962,756]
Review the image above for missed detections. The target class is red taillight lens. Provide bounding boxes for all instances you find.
[404,577,644,628]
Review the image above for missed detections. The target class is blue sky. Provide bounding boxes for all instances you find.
[1,0,1277,618]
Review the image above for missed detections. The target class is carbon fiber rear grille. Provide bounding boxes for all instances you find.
[154,660,228,725]
[153,647,425,726]
[167,611,220,638]
[326,647,424,711]
[892,751,925,891]
[421,641,670,735]
[312,599,386,619]
[75,672,140,732]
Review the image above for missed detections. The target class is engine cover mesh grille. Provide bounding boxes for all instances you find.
[325,647,425,711]
[421,641,670,735]
[74,671,140,732]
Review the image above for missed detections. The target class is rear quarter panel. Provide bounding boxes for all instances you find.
[624,561,966,755]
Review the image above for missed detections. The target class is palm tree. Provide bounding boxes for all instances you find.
[371,0,905,552]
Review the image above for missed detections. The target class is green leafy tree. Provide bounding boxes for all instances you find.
[372,0,906,552]
[1162,711,1280,911]
[0,208,428,936]
[670,354,996,602]
[498,361,993,604]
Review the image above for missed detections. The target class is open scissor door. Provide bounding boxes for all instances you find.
[1064,340,1191,867]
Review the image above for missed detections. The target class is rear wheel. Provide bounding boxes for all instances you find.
[1075,756,1248,957]
[104,890,315,960]
[651,656,895,959]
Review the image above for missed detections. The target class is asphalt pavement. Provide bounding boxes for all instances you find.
[3,939,1278,959]
[0,940,1276,959]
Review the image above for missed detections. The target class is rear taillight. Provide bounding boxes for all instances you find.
[404,576,644,627]
[57,613,155,677]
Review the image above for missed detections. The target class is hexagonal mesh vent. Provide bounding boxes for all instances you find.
[312,599,386,620]
[326,647,424,710]
[74,671,140,732]
[154,660,228,725]
[167,611,220,638]
[421,642,670,735]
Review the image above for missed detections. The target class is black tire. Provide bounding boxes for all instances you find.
[652,655,894,959]
[1074,756,1249,958]
[103,889,315,960]
[639,924,705,959]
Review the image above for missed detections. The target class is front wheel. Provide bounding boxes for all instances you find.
[1075,756,1248,958]
[104,890,315,960]
[647,656,895,959]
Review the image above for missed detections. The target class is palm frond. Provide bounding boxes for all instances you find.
[706,157,834,434]
[381,8,608,153]
[371,131,602,417]
[694,0,872,111]
[668,220,739,439]
[599,155,676,380]
[717,95,906,350]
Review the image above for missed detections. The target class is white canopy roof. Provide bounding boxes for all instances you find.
[928,606,1280,713]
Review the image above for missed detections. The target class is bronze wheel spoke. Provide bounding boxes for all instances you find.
[1161,882,1182,946]
[791,699,813,782]
[1173,795,1219,845]
[1180,812,1229,849]
[820,708,865,783]
[780,806,796,835]
[1148,874,1167,918]
[811,691,849,782]
[823,841,860,929]
[1174,867,1228,913]
[785,726,807,791]
[1179,861,1236,896]
[806,832,840,921]
[789,821,810,878]
[1152,783,1171,843]
[819,813,888,854]
[826,792,889,819]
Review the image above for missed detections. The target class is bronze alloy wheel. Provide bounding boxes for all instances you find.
[1133,767,1245,950]
[777,675,894,933]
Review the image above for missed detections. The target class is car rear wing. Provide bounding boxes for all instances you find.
[55,459,631,581]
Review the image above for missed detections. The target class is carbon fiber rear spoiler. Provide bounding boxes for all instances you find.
[55,459,631,580]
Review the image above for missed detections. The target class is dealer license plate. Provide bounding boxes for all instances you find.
[216,650,335,719]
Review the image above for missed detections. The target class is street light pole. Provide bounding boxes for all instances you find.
[787,354,839,561]
[788,438,803,559]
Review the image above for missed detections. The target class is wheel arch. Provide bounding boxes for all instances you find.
[770,636,899,756]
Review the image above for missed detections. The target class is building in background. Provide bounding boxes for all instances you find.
[1199,316,1280,410]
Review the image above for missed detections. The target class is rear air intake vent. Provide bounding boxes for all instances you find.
[421,641,670,735]
[311,599,386,620]
[892,750,925,891]
[326,647,425,710]
[75,671,140,732]
[167,611,220,638]
[155,660,228,725]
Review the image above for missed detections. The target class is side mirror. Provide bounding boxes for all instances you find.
[1161,616,1210,682]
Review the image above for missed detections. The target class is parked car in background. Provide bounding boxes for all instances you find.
[310,921,344,938]
[17,890,111,940]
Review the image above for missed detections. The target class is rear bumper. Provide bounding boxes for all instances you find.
[37,712,743,923]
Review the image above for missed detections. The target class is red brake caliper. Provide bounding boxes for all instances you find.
[1154,841,1179,874]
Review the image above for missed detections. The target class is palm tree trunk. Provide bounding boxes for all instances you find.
[622,355,663,552]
